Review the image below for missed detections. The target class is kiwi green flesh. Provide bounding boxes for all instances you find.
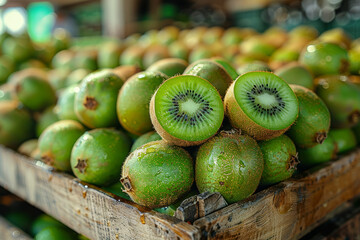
[234,72,299,130]
[154,75,224,142]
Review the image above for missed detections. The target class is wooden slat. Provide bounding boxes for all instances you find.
[193,149,360,240]
[0,146,201,240]
[0,216,32,240]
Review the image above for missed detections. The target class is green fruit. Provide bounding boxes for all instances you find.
[52,28,72,52]
[298,135,337,168]
[237,61,272,75]
[52,50,75,70]
[259,135,298,186]
[221,27,244,45]
[18,59,47,70]
[269,48,299,68]
[131,131,161,152]
[4,211,32,232]
[75,70,123,128]
[36,106,60,137]
[74,50,98,71]
[275,63,314,90]
[39,120,85,171]
[2,37,34,63]
[184,59,233,97]
[31,214,65,236]
[328,128,357,154]
[0,56,15,84]
[188,45,213,63]
[121,140,194,208]
[287,85,330,148]
[120,45,145,70]
[71,128,131,186]
[102,182,131,200]
[0,101,35,148]
[150,75,224,146]
[117,71,167,135]
[35,227,78,240]
[56,85,80,121]
[211,57,238,80]
[315,75,360,128]
[15,74,56,111]
[224,71,299,140]
[349,49,360,75]
[18,139,38,156]
[142,45,170,69]
[147,58,188,77]
[48,69,71,91]
[195,130,264,204]
[240,36,276,57]
[353,122,360,144]
[111,65,141,82]
[65,69,91,87]
[168,41,189,60]
[299,42,349,76]
[97,42,123,69]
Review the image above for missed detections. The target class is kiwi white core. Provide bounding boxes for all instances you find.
[180,99,201,115]
[255,93,277,108]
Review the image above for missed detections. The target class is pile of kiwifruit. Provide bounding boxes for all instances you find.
[0,25,360,213]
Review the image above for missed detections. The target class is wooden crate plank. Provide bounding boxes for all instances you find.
[0,216,32,240]
[193,149,360,240]
[0,146,201,240]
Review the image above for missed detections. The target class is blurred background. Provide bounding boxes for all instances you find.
[0,0,359,40]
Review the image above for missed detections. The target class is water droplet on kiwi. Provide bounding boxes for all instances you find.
[138,74,147,80]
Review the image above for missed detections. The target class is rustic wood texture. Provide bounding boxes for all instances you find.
[174,192,228,223]
[193,149,360,240]
[0,146,201,240]
[0,216,32,240]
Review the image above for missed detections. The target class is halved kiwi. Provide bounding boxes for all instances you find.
[224,71,299,140]
[150,75,224,146]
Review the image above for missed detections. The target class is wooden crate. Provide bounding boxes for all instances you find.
[0,145,359,240]
[0,215,32,240]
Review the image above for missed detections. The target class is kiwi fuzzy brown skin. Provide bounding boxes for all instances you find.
[184,59,233,97]
[195,130,264,204]
[111,65,141,82]
[147,58,188,77]
[121,140,194,208]
[286,84,331,148]
[224,74,298,141]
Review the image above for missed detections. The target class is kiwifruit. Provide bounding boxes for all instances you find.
[48,68,71,91]
[263,27,289,48]
[224,71,299,140]
[298,135,337,168]
[318,28,352,49]
[0,56,15,84]
[65,68,91,87]
[138,29,159,47]
[239,36,277,58]
[353,122,360,144]
[202,27,224,45]
[286,85,330,148]
[0,83,17,102]
[71,128,131,186]
[315,75,360,128]
[289,26,318,40]
[74,50,98,71]
[221,27,244,46]
[237,61,272,75]
[101,182,132,200]
[18,59,47,70]
[168,41,189,60]
[97,42,124,69]
[111,65,141,82]
[130,131,161,152]
[259,135,298,186]
[299,42,349,76]
[34,226,78,240]
[275,63,314,90]
[150,75,224,146]
[184,59,233,97]
[33,42,56,65]
[117,71,167,135]
[349,49,360,75]
[0,101,35,148]
[51,49,75,70]
[121,140,194,208]
[35,106,60,137]
[30,214,65,236]
[147,58,188,77]
[39,120,85,171]
[195,130,263,204]
[157,26,180,45]
[15,74,56,111]
[51,28,71,52]
[2,36,34,63]
[211,57,238,80]
[119,45,145,70]
[18,139,38,157]
[75,70,123,128]
[328,128,357,154]
[269,48,299,70]
[188,45,214,63]
[55,85,80,121]
[142,45,170,69]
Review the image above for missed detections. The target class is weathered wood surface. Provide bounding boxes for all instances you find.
[0,146,201,240]
[175,192,228,223]
[0,216,32,240]
[193,149,360,240]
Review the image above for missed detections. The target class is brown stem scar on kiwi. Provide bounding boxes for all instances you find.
[349,110,360,124]
[315,132,327,144]
[41,155,54,166]
[288,153,299,170]
[219,181,225,186]
[75,159,88,173]
[83,96,98,110]
[121,177,133,192]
